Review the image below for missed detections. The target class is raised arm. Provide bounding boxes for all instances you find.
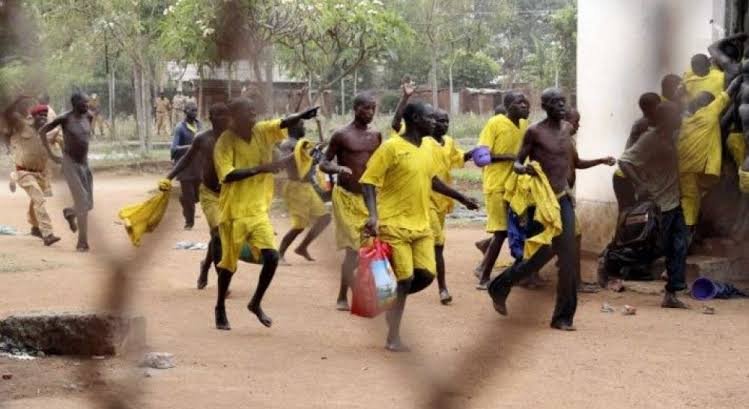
[39,115,64,163]
[708,33,747,71]
[391,81,415,132]
[574,148,616,169]
[280,106,319,130]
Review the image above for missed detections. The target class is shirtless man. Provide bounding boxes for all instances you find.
[39,92,94,252]
[488,88,614,331]
[277,122,331,264]
[167,103,230,289]
[320,92,381,311]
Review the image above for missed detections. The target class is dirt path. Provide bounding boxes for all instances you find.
[1,174,748,409]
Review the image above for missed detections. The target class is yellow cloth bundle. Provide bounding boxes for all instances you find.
[727,131,746,168]
[293,138,314,177]
[740,168,749,194]
[502,162,562,258]
[118,179,172,246]
[683,68,725,100]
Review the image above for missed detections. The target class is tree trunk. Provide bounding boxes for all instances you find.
[132,64,147,154]
[340,76,345,116]
[142,65,153,154]
[265,46,274,115]
[353,69,358,96]
[448,62,454,114]
[108,66,116,140]
[198,65,205,120]
[227,62,233,99]
[430,46,438,107]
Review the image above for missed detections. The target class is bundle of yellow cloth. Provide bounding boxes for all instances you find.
[293,138,314,177]
[682,68,725,100]
[118,179,172,246]
[502,162,562,258]
[740,168,749,194]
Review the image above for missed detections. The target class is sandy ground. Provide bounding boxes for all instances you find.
[1,173,749,409]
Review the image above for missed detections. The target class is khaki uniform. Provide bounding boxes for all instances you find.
[154,97,171,136]
[172,95,185,126]
[9,124,54,237]
[88,97,105,137]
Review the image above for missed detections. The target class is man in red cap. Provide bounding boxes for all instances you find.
[3,100,61,245]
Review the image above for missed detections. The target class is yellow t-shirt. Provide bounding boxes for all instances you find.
[683,67,725,100]
[360,135,435,232]
[678,91,729,176]
[214,119,287,222]
[424,136,464,214]
[478,114,528,194]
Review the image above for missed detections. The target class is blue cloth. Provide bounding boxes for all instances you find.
[170,120,201,162]
[507,210,526,261]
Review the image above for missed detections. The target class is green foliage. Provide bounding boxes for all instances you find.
[276,0,414,92]
[159,0,217,66]
[445,50,501,89]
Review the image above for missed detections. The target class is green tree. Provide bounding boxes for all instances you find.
[275,0,413,115]
[443,50,500,89]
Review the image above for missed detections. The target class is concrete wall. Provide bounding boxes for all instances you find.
[576,0,724,252]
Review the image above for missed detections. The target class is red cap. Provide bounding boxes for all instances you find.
[30,104,49,116]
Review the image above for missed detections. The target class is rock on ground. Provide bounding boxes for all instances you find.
[0,312,145,356]
[141,352,175,369]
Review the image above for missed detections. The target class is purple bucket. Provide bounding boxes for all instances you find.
[691,277,718,301]
[473,146,492,167]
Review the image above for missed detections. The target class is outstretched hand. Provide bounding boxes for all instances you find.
[462,196,480,210]
[336,165,353,175]
[603,156,617,166]
[401,81,415,97]
[300,106,319,120]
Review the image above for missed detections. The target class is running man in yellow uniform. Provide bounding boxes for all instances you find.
[277,121,331,264]
[476,92,530,290]
[425,109,474,304]
[167,103,230,289]
[213,97,318,330]
[361,101,478,352]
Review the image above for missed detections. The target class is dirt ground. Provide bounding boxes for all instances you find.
[1,173,748,409]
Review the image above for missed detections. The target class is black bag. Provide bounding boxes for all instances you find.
[600,201,663,280]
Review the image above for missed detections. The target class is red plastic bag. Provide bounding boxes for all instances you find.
[351,239,398,318]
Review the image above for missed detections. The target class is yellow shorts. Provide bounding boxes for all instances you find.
[485,191,508,232]
[331,185,369,250]
[283,180,327,229]
[378,225,435,282]
[218,215,276,273]
[429,208,447,245]
[199,184,220,230]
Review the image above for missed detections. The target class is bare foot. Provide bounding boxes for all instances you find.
[476,280,489,290]
[336,299,350,311]
[215,307,231,330]
[247,303,273,327]
[76,242,90,252]
[279,257,291,266]
[197,261,209,290]
[294,247,315,262]
[439,289,453,305]
[607,279,625,292]
[385,338,410,352]
[492,299,508,316]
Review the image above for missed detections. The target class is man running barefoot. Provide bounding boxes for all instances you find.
[3,101,60,246]
[166,103,230,289]
[425,109,474,305]
[39,92,94,252]
[319,93,381,311]
[361,101,478,351]
[277,122,331,264]
[213,97,318,330]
